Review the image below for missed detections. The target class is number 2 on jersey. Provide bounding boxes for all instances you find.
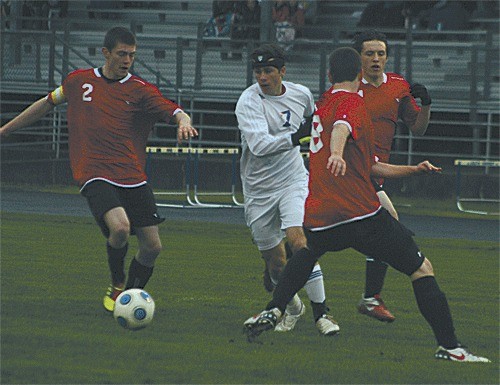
[82,83,93,102]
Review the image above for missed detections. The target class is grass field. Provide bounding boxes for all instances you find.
[1,210,498,384]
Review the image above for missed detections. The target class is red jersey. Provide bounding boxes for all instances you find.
[359,72,420,164]
[47,68,182,187]
[304,89,381,231]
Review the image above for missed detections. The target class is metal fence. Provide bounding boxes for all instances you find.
[1,19,499,173]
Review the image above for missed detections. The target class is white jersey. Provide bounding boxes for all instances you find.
[235,81,314,198]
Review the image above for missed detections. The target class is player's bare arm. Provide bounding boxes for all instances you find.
[174,111,198,144]
[327,123,350,176]
[0,97,55,137]
[409,105,431,136]
[371,160,441,179]
[409,83,431,136]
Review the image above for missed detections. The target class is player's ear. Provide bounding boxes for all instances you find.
[102,47,110,59]
[280,66,286,78]
[327,70,333,84]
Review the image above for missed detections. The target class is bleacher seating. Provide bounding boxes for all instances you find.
[1,1,498,152]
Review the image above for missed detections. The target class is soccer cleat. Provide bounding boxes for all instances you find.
[357,294,395,322]
[435,346,491,363]
[244,308,282,340]
[103,284,124,312]
[316,314,340,336]
[275,300,306,332]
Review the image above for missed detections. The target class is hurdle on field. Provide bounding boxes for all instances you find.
[454,159,500,215]
[146,146,244,209]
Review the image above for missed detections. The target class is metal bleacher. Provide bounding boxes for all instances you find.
[1,0,499,180]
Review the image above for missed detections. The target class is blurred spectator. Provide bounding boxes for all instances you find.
[400,1,437,30]
[21,1,34,29]
[357,1,405,29]
[427,0,471,31]
[272,0,295,47]
[230,0,260,59]
[289,0,305,38]
[1,0,11,29]
[231,0,260,41]
[470,1,499,31]
[303,0,318,24]
[47,1,68,29]
[204,1,234,37]
[471,0,497,18]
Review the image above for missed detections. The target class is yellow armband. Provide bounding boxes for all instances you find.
[47,86,66,105]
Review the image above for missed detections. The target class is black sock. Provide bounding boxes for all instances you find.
[311,301,329,322]
[107,242,128,286]
[364,259,388,298]
[412,276,458,348]
[125,258,154,289]
[266,248,317,313]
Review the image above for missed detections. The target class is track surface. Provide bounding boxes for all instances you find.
[1,188,498,242]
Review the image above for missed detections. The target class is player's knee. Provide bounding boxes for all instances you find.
[108,224,130,247]
[264,254,285,279]
[137,240,162,267]
[143,239,162,257]
[411,258,434,281]
[287,237,307,254]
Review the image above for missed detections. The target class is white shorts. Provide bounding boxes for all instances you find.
[244,184,308,251]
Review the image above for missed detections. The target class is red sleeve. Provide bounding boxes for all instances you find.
[332,96,365,140]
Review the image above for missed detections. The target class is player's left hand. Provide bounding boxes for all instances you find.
[291,116,312,146]
[327,154,346,176]
[410,83,432,106]
[417,160,441,174]
[177,123,198,144]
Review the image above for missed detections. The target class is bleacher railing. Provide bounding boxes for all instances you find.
[1,16,499,171]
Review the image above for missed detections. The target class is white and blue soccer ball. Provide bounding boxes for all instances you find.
[113,289,155,330]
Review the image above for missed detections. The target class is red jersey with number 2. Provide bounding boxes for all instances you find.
[47,68,181,187]
[304,89,381,231]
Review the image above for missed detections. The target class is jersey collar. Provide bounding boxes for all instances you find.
[94,67,132,83]
[361,73,387,85]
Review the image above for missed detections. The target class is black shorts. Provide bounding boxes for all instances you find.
[305,209,424,276]
[81,180,165,237]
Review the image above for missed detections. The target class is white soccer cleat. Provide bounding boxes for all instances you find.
[435,346,491,363]
[244,308,282,341]
[275,300,306,332]
[316,314,340,336]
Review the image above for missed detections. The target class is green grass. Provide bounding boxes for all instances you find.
[1,212,498,384]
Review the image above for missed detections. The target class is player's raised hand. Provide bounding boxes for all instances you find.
[417,160,442,174]
[410,83,432,106]
[327,154,346,176]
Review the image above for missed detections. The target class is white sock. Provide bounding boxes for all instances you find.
[304,264,326,303]
[285,293,303,315]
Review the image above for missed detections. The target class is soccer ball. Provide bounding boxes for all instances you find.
[113,289,155,330]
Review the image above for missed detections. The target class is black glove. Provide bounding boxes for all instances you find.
[410,83,431,106]
[291,115,313,146]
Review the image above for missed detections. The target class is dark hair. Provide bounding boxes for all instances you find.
[328,47,361,83]
[103,27,136,51]
[352,29,389,56]
[251,43,286,69]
